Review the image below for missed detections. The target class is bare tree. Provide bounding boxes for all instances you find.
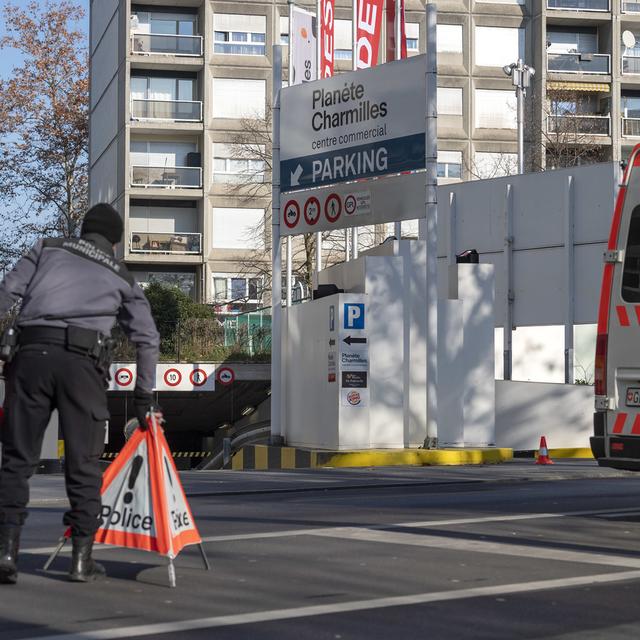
[0,0,88,262]
[222,105,347,307]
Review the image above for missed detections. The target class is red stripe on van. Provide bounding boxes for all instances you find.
[635,306,640,325]
[631,416,640,435]
[608,185,627,251]
[617,305,631,327]
[613,413,628,434]
[597,264,614,334]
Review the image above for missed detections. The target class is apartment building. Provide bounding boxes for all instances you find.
[89,0,633,304]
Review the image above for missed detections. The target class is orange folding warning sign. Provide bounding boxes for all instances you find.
[44,415,209,587]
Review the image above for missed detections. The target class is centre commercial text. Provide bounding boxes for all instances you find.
[308,82,389,184]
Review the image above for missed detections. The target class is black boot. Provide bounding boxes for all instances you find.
[69,536,106,583]
[0,525,20,585]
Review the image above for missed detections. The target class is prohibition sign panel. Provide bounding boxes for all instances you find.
[164,368,182,387]
[325,193,342,223]
[217,367,235,386]
[283,200,300,229]
[345,194,357,216]
[115,367,133,387]
[304,196,321,226]
[189,369,208,387]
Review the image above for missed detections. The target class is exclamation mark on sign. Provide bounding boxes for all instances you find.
[124,455,144,504]
[164,457,177,503]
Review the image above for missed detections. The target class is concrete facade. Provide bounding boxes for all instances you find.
[89,0,633,304]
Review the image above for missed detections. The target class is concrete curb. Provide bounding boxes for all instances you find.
[231,445,514,470]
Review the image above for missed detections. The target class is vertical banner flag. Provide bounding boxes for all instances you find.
[385,0,407,62]
[356,0,385,69]
[319,0,334,78]
[291,6,317,85]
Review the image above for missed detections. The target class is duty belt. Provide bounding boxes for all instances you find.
[19,325,105,358]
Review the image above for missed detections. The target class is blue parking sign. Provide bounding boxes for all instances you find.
[344,304,365,330]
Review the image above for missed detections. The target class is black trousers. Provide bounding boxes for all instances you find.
[0,344,109,536]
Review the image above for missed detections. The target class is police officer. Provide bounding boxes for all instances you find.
[0,203,161,584]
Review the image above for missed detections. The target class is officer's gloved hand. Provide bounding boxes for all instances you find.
[133,391,163,430]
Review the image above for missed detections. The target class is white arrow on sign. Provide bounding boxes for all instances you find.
[290,164,303,187]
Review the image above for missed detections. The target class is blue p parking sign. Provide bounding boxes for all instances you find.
[344,304,365,330]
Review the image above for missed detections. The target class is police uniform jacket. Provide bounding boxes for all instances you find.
[0,233,159,394]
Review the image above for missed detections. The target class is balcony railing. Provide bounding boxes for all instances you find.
[546,114,611,135]
[623,117,640,136]
[131,98,203,122]
[547,52,610,74]
[622,55,640,75]
[622,1,640,12]
[547,0,610,9]
[130,232,202,255]
[131,33,203,57]
[130,166,202,188]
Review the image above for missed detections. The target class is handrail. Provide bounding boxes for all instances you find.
[130,32,203,57]
[130,165,203,188]
[130,231,202,254]
[131,98,203,122]
[547,52,610,74]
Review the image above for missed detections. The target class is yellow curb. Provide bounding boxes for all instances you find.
[281,447,296,469]
[254,444,269,470]
[231,448,244,470]
[318,448,513,468]
[535,447,594,460]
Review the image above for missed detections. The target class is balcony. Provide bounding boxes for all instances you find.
[623,55,640,74]
[546,114,611,135]
[622,1,640,11]
[130,166,202,189]
[131,33,203,57]
[547,0,610,9]
[623,117,640,136]
[130,232,201,255]
[131,98,203,122]
[547,52,610,74]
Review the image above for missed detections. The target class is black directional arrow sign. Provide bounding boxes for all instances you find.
[343,336,367,346]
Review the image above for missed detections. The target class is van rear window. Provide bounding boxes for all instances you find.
[623,205,640,302]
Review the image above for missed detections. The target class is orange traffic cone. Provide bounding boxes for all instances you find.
[535,436,554,465]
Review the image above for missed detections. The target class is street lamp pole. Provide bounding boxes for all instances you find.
[502,59,535,174]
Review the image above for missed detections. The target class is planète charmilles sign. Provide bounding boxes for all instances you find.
[280,55,426,192]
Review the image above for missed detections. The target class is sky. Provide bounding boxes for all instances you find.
[0,0,89,79]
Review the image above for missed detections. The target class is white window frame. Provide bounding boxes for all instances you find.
[213,274,263,303]
[475,26,524,68]
[213,143,266,183]
[437,87,463,116]
[475,89,517,129]
[212,78,266,119]
[437,24,463,54]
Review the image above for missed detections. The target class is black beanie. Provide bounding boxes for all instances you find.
[81,203,124,244]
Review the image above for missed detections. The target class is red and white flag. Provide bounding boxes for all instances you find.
[386,0,407,62]
[355,0,385,69]
[319,0,335,78]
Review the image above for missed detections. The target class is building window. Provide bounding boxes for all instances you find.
[406,23,419,53]
[475,89,517,129]
[212,78,266,119]
[213,14,266,55]
[335,19,352,60]
[436,24,462,54]
[476,0,524,4]
[132,271,196,298]
[213,143,266,183]
[212,207,265,249]
[437,151,462,179]
[437,87,463,116]
[546,27,597,55]
[280,16,289,45]
[213,275,263,304]
[475,27,524,68]
[473,152,518,179]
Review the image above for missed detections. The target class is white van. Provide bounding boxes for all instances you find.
[592,145,640,470]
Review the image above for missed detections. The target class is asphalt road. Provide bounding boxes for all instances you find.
[4,460,640,639]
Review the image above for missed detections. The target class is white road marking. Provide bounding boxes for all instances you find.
[309,527,640,569]
[25,570,640,640]
[21,506,640,556]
